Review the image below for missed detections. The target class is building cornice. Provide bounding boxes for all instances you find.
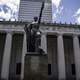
[0,21,80,29]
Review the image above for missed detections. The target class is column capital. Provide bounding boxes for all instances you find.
[41,33,47,37]
[41,32,47,35]
[57,33,63,36]
[6,31,14,35]
[23,32,26,35]
[72,33,79,37]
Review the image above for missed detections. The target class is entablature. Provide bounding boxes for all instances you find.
[0,21,80,35]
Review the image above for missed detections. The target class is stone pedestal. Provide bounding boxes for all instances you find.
[24,53,48,80]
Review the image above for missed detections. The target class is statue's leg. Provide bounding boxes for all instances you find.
[27,35,30,52]
[30,35,35,52]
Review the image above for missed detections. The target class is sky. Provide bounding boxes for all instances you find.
[0,0,20,21]
[0,0,80,24]
[52,0,80,24]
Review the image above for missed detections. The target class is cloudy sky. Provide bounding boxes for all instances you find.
[52,0,80,24]
[0,0,20,21]
[0,0,80,24]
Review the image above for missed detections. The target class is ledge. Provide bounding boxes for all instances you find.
[0,21,80,29]
[26,52,47,56]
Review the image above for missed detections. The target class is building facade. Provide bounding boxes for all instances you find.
[0,21,80,80]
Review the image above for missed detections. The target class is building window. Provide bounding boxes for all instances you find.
[48,64,51,75]
[16,63,21,75]
[71,64,76,75]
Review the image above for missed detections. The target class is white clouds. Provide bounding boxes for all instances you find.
[76,9,80,15]
[10,0,20,5]
[52,0,61,8]
[0,0,20,21]
[52,0,63,22]
[73,8,80,24]
[74,8,80,16]
[52,13,57,21]
[56,6,63,14]
[77,17,80,24]
[6,2,18,14]
[52,6,63,21]
[0,9,11,20]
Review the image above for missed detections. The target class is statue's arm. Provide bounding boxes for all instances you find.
[24,23,32,32]
[24,24,27,31]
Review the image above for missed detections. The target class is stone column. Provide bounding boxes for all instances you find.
[21,33,27,80]
[57,34,66,80]
[1,32,12,80]
[41,33,47,54]
[73,34,80,80]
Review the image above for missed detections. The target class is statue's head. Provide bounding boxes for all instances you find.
[34,16,38,22]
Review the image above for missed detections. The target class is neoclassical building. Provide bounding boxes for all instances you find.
[0,21,80,80]
[0,0,80,80]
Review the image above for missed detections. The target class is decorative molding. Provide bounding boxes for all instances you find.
[0,21,80,35]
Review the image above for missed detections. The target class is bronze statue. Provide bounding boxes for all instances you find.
[24,17,41,52]
[24,2,45,53]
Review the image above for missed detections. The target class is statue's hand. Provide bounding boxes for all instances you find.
[24,24,27,31]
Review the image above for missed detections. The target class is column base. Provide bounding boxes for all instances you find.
[59,79,65,80]
[76,78,80,80]
[0,78,7,80]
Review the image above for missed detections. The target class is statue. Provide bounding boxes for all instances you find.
[24,2,45,54]
[24,17,41,52]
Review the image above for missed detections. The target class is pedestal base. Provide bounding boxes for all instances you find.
[24,52,48,80]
